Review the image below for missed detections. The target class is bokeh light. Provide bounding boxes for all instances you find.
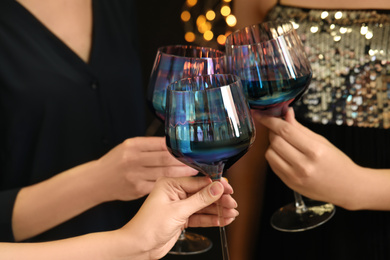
[186,0,197,7]
[185,32,196,42]
[181,0,235,48]
[206,10,216,21]
[220,6,231,16]
[226,14,237,27]
[181,11,191,22]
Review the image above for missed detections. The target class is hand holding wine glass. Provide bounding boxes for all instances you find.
[165,74,256,259]
[226,20,335,232]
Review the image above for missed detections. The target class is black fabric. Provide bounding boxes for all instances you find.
[0,0,145,241]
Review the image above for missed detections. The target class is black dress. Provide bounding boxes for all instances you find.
[254,5,390,260]
[0,0,146,242]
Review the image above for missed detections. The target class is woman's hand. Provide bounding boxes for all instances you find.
[118,176,238,259]
[94,137,198,202]
[3,177,237,260]
[253,108,368,210]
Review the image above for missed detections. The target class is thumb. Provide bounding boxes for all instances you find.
[181,181,224,215]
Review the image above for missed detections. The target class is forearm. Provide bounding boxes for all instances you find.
[0,229,143,260]
[345,167,390,211]
[12,160,108,241]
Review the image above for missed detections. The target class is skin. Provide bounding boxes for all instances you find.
[10,0,199,242]
[3,177,239,260]
[228,0,390,259]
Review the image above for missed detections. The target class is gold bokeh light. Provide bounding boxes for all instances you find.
[217,34,226,45]
[203,30,214,41]
[198,22,212,33]
[181,0,236,47]
[181,11,191,22]
[226,14,237,27]
[185,32,196,42]
[196,15,207,26]
[206,10,216,21]
[186,0,197,7]
[220,6,231,16]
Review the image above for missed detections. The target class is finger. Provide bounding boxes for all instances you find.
[284,108,327,144]
[178,181,224,216]
[256,114,316,155]
[267,131,306,168]
[196,193,238,215]
[187,179,233,195]
[265,146,297,184]
[170,176,212,195]
[187,214,237,228]
[196,204,239,218]
[220,178,234,194]
[254,108,314,143]
[218,194,238,209]
[140,151,189,167]
[143,166,198,182]
[126,136,168,152]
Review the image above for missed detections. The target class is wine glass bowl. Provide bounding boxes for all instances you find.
[147,45,226,121]
[225,20,335,232]
[225,20,312,116]
[165,74,255,180]
[165,74,255,259]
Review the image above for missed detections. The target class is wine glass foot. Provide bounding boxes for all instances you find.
[271,200,335,232]
[168,231,213,255]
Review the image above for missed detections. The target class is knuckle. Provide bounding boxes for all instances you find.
[196,190,209,205]
[122,138,134,148]
[278,124,292,138]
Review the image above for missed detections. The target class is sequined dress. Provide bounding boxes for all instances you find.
[255,5,390,260]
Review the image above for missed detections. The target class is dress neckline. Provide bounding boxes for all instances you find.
[11,0,97,66]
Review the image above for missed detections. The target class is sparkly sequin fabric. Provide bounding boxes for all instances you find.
[266,6,390,128]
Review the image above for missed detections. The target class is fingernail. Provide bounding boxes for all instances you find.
[209,182,223,196]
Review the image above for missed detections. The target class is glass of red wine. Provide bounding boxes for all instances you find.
[165,74,256,260]
[147,45,226,254]
[225,20,335,231]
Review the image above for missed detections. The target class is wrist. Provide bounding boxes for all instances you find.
[85,159,116,204]
[337,164,367,210]
[108,225,150,260]
[352,167,390,211]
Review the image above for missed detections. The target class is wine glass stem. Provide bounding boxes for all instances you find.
[294,191,308,214]
[178,230,186,240]
[214,178,230,260]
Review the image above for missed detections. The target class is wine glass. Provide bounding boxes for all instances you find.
[165,74,256,260]
[147,45,225,122]
[225,20,336,232]
[147,45,226,254]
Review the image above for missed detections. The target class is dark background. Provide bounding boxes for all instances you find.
[136,0,187,130]
[135,1,224,259]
